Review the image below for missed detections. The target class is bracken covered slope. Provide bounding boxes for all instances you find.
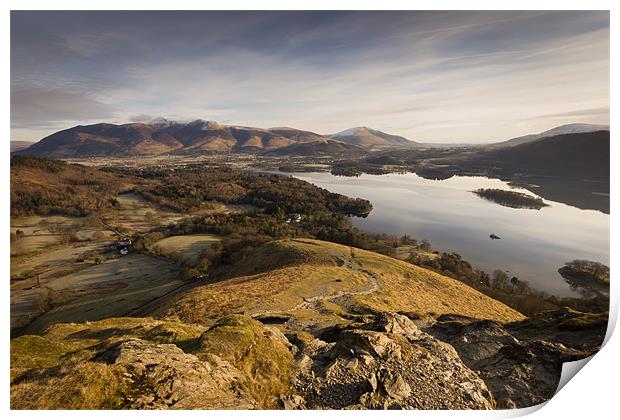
[156,238,525,328]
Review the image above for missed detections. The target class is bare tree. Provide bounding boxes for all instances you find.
[491,270,509,290]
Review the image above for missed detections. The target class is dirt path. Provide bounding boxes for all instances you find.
[291,271,379,313]
[260,241,381,316]
[99,216,124,237]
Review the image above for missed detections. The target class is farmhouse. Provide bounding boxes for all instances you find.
[117,238,132,255]
[285,213,302,223]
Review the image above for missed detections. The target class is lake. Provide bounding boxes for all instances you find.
[291,172,609,297]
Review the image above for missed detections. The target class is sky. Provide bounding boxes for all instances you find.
[10,10,609,143]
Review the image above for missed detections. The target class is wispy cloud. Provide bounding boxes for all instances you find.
[531,107,610,121]
[10,10,609,143]
[11,86,117,129]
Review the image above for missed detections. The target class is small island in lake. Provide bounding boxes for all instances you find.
[473,188,549,210]
[558,260,610,296]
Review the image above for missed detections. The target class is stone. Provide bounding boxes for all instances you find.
[293,315,495,409]
[100,339,257,409]
[380,371,412,401]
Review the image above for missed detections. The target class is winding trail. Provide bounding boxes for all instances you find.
[262,240,382,315]
[128,239,383,320]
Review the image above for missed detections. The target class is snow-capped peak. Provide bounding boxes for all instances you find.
[332,127,367,137]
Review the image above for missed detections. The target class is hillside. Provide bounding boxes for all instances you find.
[10,156,135,216]
[9,156,608,410]
[492,123,609,148]
[465,130,610,181]
[265,139,366,157]
[15,120,337,158]
[331,127,416,148]
[10,238,606,409]
[268,127,333,143]
[156,238,525,327]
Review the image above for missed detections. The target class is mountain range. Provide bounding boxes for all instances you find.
[13,120,609,159]
[15,120,415,158]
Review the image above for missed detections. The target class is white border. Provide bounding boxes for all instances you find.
[1,1,616,419]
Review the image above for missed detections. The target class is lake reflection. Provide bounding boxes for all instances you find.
[292,172,609,297]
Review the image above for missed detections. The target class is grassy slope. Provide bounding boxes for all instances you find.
[197,315,293,408]
[158,238,525,325]
[10,317,206,409]
[11,315,290,409]
[152,234,222,264]
[11,317,206,380]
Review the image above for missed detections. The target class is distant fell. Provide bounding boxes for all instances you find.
[15,120,336,158]
[469,130,610,181]
[265,139,365,157]
[493,123,609,148]
[331,127,416,148]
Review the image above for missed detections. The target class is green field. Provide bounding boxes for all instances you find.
[10,210,185,332]
[18,254,183,335]
[152,234,222,265]
[11,215,80,257]
[110,192,184,232]
[10,192,243,333]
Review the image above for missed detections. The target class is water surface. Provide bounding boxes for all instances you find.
[291,172,609,297]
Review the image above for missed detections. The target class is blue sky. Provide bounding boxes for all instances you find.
[10,10,609,143]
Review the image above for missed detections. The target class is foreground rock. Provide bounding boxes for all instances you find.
[424,309,606,408]
[288,313,495,409]
[10,309,605,410]
[97,339,256,409]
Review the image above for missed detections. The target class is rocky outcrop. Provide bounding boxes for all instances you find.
[98,339,257,409]
[10,309,605,410]
[98,311,603,410]
[424,310,605,408]
[288,313,495,409]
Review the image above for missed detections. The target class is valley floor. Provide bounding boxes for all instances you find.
[10,192,226,334]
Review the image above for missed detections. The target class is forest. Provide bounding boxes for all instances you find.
[10,156,130,216]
